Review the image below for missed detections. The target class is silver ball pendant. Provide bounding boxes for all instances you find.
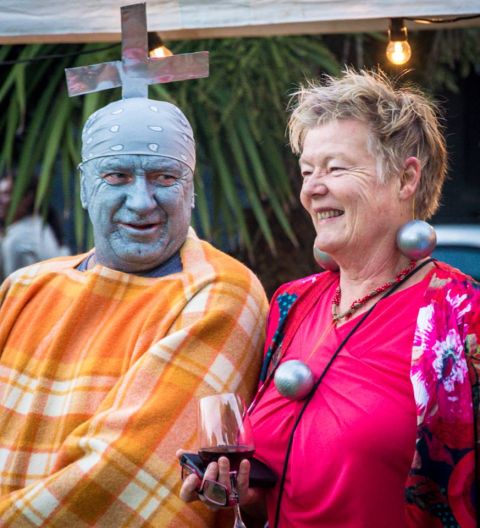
[396,220,437,260]
[274,360,315,401]
[313,247,339,271]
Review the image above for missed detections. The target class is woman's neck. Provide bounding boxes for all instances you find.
[339,252,408,291]
[333,250,430,323]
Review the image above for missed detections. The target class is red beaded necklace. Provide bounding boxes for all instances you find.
[332,259,417,323]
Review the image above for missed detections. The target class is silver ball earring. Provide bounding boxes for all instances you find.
[396,219,437,260]
[313,247,339,271]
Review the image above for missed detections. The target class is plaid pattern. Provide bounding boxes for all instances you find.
[0,228,268,527]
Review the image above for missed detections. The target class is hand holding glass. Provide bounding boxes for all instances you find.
[198,393,255,528]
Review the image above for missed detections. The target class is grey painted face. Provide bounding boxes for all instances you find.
[80,154,194,272]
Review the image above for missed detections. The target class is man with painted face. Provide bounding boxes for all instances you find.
[0,98,268,526]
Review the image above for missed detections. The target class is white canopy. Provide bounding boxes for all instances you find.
[0,0,479,44]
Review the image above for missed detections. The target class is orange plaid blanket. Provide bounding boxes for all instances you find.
[0,228,268,526]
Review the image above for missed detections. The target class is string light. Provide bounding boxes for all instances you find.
[147,32,173,58]
[1,15,478,68]
[386,18,411,65]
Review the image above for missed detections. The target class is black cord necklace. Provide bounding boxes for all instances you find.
[272,258,434,528]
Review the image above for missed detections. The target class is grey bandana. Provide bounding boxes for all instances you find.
[81,98,195,172]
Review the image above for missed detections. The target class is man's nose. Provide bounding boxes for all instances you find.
[125,177,157,212]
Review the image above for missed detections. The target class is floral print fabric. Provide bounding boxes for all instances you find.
[406,263,479,527]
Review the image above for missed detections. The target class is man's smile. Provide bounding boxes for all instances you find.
[118,221,164,235]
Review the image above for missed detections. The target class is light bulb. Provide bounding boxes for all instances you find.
[149,45,173,58]
[386,18,411,66]
[148,32,173,58]
[386,40,412,65]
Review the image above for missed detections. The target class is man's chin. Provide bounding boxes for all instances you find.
[115,241,181,272]
[94,245,164,272]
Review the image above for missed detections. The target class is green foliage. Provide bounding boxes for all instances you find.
[410,29,480,93]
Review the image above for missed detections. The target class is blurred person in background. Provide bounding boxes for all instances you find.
[0,172,70,280]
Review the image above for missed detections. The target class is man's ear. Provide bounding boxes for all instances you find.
[79,167,88,210]
[399,157,421,200]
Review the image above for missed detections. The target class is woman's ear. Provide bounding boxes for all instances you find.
[399,157,421,200]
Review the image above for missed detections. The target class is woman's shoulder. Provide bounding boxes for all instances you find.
[271,270,335,301]
[426,260,479,298]
[423,260,480,327]
[430,259,478,284]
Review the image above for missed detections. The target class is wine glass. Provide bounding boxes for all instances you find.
[198,393,255,528]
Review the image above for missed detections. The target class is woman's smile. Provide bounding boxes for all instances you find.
[316,209,344,221]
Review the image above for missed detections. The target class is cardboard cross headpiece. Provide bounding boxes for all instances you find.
[65,3,209,98]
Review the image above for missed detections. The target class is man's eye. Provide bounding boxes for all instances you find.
[151,173,178,186]
[102,173,131,185]
[330,167,346,174]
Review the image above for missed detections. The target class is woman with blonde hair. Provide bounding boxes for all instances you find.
[180,68,479,528]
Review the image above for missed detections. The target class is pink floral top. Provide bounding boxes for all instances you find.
[257,261,479,527]
[406,262,479,527]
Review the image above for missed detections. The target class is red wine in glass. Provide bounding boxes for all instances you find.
[199,445,255,471]
[198,393,255,528]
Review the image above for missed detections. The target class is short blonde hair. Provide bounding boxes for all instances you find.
[288,68,447,220]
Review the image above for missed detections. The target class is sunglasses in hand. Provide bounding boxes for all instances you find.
[180,453,235,507]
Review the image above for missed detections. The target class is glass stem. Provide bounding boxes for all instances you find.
[230,471,247,528]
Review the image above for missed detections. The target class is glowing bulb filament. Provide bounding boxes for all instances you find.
[386,40,412,65]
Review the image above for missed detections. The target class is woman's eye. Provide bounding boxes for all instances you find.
[329,166,346,174]
[102,173,131,185]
